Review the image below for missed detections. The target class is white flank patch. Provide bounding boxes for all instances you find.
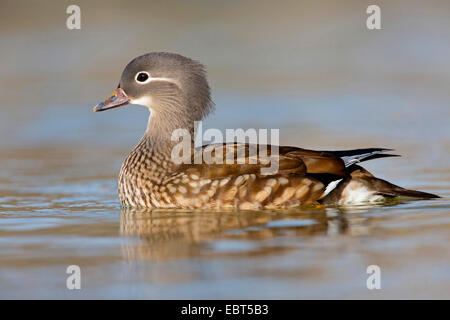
[323,179,343,197]
[339,181,384,205]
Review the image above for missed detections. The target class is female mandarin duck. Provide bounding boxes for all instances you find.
[93,52,438,209]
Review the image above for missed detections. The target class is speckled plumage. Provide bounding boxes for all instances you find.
[118,140,327,209]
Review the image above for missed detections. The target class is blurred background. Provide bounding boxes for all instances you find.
[0,0,449,299]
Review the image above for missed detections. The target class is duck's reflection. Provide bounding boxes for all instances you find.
[119,206,353,261]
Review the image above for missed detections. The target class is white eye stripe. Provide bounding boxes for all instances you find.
[135,71,178,86]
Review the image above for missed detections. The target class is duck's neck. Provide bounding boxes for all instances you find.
[125,111,196,178]
[142,110,195,155]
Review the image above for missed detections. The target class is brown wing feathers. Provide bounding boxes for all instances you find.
[181,143,348,177]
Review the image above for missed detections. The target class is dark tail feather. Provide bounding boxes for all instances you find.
[353,165,441,199]
[359,153,400,162]
[369,171,440,199]
[378,186,440,199]
[327,148,400,167]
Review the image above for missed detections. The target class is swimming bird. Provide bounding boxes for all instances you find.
[93,52,439,209]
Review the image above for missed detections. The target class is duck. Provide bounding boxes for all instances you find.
[93,52,439,209]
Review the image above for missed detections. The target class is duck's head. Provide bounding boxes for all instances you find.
[93,52,214,136]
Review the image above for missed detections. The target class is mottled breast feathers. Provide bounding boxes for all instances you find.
[118,142,347,209]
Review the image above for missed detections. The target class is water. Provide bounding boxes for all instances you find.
[0,0,449,299]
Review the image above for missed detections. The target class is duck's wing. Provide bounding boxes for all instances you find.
[167,143,344,208]
[279,146,347,176]
[169,143,438,207]
[175,143,349,179]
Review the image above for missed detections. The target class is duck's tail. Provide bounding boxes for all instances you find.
[371,180,439,199]
[319,148,440,204]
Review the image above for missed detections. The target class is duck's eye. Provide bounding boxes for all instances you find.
[136,72,149,83]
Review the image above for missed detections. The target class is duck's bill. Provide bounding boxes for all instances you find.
[93,88,130,112]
